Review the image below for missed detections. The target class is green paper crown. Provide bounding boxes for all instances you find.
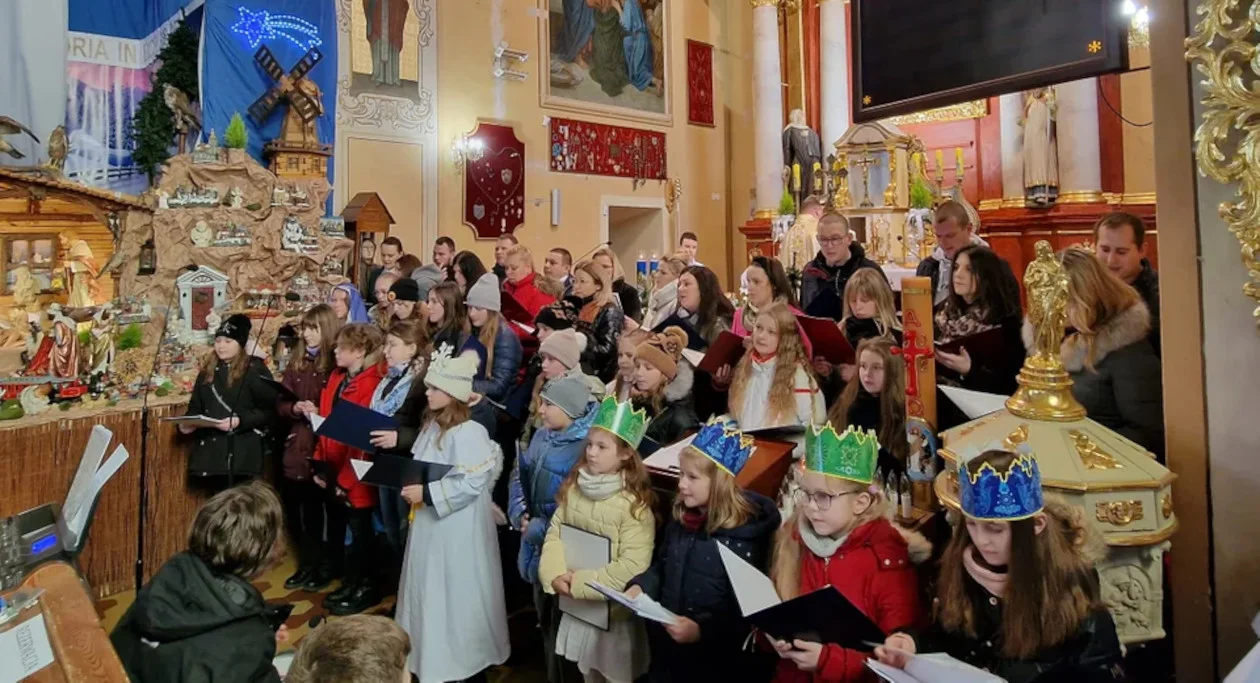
[805,424,880,485]
[592,396,650,449]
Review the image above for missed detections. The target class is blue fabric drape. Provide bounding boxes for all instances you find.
[200,0,335,190]
[557,0,595,63]
[621,0,653,91]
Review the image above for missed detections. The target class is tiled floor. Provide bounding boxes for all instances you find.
[96,540,549,682]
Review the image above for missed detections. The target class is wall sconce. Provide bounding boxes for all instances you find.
[138,239,157,275]
[450,136,486,173]
[493,41,529,81]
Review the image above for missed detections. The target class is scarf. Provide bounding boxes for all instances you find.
[681,507,707,533]
[963,545,1009,598]
[370,363,415,417]
[934,302,996,343]
[847,387,882,433]
[797,514,849,559]
[575,294,602,324]
[577,468,624,501]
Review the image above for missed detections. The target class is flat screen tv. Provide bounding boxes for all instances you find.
[851,0,1130,122]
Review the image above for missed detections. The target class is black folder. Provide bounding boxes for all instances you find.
[262,376,299,402]
[935,326,1005,359]
[749,585,886,649]
[356,454,453,489]
[652,315,707,351]
[743,423,807,440]
[314,401,399,453]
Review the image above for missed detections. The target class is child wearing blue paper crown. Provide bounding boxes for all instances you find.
[875,449,1125,682]
[539,396,657,683]
[508,374,598,683]
[396,344,510,683]
[768,426,930,682]
[625,418,781,681]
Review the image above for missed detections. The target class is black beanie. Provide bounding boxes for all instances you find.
[389,277,421,302]
[215,313,252,348]
[534,300,578,331]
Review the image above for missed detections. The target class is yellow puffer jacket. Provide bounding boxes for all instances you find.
[539,478,655,621]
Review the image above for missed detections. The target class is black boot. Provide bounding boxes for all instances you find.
[283,566,313,590]
[327,579,381,616]
[303,564,339,592]
[325,577,358,604]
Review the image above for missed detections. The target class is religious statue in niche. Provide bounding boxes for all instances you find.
[1021,87,1059,208]
[783,109,822,199]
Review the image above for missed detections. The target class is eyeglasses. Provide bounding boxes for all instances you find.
[816,236,848,246]
[792,488,861,511]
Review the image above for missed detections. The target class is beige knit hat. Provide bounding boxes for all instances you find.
[423,343,479,402]
[634,326,688,381]
[539,328,587,369]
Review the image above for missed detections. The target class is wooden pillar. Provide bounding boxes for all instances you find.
[1098,74,1126,201]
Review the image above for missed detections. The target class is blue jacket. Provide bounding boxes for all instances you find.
[628,491,781,682]
[508,400,597,584]
[472,321,523,403]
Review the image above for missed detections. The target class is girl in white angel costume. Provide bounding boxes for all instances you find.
[397,343,510,683]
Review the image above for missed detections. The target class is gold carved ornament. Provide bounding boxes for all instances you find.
[883,144,898,206]
[1096,500,1145,527]
[1161,492,1173,520]
[1070,429,1124,470]
[1187,4,1260,327]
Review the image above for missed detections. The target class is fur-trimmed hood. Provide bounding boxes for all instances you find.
[1022,300,1151,373]
[893,523,934,565]
[663,358,695,404]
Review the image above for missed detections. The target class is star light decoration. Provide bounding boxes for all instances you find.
[1087,40,1103,54]
[231,6,322,51]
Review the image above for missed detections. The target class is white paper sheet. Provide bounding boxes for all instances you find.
[586,580,679,625]
[0,613,55,682]
[717,542,782,617]
[66,444,129,548]
[559,524,611,630]
[350,460,373,481]
[161,414,222,429]
[680,348,704,368]
[62,425,112,527]
[867,654,1008,683]
[939,386,1009,421]
[643,434,697,472]
[308,412,326,432]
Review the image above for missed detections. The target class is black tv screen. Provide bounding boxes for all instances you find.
[852,0,1130,122]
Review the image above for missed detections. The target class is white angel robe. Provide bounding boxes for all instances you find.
[396,420,510,682]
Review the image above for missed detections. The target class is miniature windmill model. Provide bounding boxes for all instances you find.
[248,46,332,179]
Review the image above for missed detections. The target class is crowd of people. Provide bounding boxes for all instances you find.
[111,210,1163,682]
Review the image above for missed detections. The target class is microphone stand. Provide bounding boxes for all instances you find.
[135,265,195,590]
[223,293,290,487]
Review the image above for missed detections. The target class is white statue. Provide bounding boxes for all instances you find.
[1021,87,1059,207]
[190,220,213,248]
[157,189,170,210]
[228,186,243,209]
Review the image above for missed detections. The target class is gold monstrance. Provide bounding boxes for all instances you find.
[934,240,1176,646]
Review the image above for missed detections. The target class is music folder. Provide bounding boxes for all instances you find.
[349,455,453,488]
[313,401,399,453]
[718,543,885,649]
[652,315,707,351]
[697,331,747,374]
[743,423,806,440]
[559,524,612,630]
[794,314,856,365]
[935,326,1005,360]
[262,376,299,402]
[501,291,534,327]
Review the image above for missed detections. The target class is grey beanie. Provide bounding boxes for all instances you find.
[465,272,501,312]
[540,374,592,419]
[411,264,444,301]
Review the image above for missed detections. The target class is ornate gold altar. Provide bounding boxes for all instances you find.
[831,121,913,264]
[933,241,1176,645]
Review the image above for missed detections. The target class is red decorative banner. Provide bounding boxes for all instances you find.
[687,39,714,127]
[549,117,667,181]
[463,121,525,239]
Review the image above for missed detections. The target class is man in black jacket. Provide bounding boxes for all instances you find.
[111,481,286,682]
[1095,212,1161,356]
[800,212,886,320]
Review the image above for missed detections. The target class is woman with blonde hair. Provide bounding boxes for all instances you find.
[1048,247,1163,458]
[572,259,625,382]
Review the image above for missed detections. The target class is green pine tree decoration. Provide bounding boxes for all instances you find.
[224,113,248,149]
[129,19,200,182]
[909,176,934,209]
[778,188,796,216]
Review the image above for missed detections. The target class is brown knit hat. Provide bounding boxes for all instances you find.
[634,326,688,381]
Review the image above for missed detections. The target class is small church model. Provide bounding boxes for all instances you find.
[247,46,332,179]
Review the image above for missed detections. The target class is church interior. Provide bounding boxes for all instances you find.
[0,0,1256,681]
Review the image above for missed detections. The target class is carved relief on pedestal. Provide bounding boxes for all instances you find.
[1101,543,1168,643]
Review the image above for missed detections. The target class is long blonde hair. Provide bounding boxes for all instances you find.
[728,302,815,424]
[935,450,1104,659]
[473,311,504,380]
[769,471,889,599]
[840,269,901,337]
[673,449,753,533]
[1060,247,1142,371]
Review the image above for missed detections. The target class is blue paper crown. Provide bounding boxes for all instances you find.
[689,418,755,476]
[958,449,1045,521]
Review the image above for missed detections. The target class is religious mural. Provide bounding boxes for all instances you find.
[543,0,671,123]
[349,0,424,104]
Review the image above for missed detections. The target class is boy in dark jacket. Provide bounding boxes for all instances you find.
[111,481,285,683]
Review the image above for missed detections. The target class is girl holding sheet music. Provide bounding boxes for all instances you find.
[539,396,657,683]
[874,450,1125,683]
[815,270,902,404]
[768,425,929,682]
[276,304,341,592]
[625,418,781,682]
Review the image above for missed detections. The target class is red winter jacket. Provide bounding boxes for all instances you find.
[504,271,557,319]
[313,362,385,509]
[773,517,925,683]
